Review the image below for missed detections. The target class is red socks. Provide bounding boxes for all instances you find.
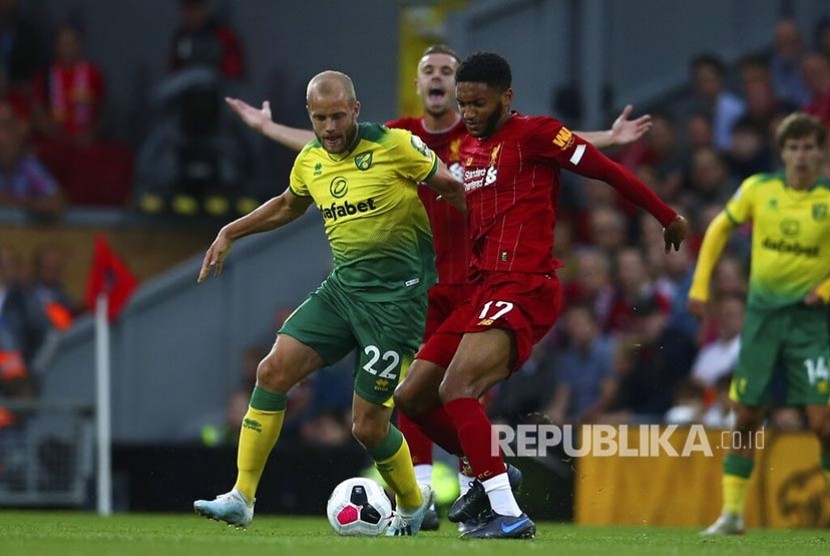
[405,405,465,457]
[397,411,434,466]
[444,397,506,481]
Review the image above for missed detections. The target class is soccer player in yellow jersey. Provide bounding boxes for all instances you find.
[688,112,830,535]
[193,70,466,535]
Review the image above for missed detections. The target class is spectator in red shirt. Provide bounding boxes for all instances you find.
[30,22,132,206]
[32,23,104,145]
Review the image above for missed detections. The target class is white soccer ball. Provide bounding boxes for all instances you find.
[326,477,393,536]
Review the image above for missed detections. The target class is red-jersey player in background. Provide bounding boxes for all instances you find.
[224,46,654,530]
[393,52,688,539]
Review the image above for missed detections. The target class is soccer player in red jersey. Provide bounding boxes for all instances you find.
[380,48,472,530]
[393,52,689,539]
[224,46,655,530]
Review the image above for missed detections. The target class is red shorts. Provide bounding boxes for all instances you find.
[417,272,562,372]
[424,283,472,340]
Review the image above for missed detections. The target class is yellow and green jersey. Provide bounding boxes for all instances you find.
[725,172,830,309]
[289,122,439,301]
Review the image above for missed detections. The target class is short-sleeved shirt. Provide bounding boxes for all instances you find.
[386,116,470,286]
[724,173,830,309]
[289,122,439,301]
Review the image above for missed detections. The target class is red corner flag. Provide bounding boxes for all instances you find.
[85,234,139,321]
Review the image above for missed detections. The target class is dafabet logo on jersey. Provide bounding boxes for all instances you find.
[321,175,379,221]
[330,176,348,198]
[319,198,379,222]
[780,218,800,236]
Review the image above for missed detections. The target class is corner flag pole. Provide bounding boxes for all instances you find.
[95,292,113,516]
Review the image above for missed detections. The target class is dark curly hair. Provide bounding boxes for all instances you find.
[456,52,512,93]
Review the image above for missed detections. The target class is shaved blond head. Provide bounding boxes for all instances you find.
[306,70,356,104]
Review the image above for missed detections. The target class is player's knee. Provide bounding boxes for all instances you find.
[438,375,466,404]
[733,405,764,431]
[255,356,289,392]
[393,382,418,416]
[352,419,385,449]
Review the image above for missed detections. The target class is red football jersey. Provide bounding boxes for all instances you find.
[33,62,105,136]
[386,116,470,285]
[460,113,588,274]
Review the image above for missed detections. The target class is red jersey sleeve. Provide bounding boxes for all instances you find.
[525,117,677,227]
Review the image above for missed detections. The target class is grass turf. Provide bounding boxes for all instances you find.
[1,511,829,556]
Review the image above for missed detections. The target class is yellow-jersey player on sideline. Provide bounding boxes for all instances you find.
[688,112,830,535]
[193,70,466,536]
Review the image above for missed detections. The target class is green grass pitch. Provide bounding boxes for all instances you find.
[1,511,829,556]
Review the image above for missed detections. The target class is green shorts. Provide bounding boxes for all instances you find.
[731,304,830,406]
[279,276,427,406]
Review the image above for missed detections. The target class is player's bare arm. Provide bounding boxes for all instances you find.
[575,105,652,149]
[225,97,315,151]
[424,160,467,214]
[197,190,313,283]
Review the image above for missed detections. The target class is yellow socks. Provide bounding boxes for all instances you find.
[722,474,749,515]
[721,454,754,516]
[233,387,287,502]
[369,425,423,510]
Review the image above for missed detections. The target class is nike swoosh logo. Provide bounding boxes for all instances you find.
[501,517,529,534]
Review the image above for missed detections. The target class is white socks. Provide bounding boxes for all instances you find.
[482,472,521,517]
[459,471,473,496]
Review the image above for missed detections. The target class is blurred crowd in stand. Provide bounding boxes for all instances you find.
[1,3,829,449]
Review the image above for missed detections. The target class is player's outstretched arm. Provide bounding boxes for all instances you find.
[225,97,315,152]
[686,212,736,319]
[424,160,467,214]
[197,190,313,283]
[567,140,679,228]
[575,105,652,149]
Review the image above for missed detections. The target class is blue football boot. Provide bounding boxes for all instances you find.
[448,464,523,524]
[460,510,536,539]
